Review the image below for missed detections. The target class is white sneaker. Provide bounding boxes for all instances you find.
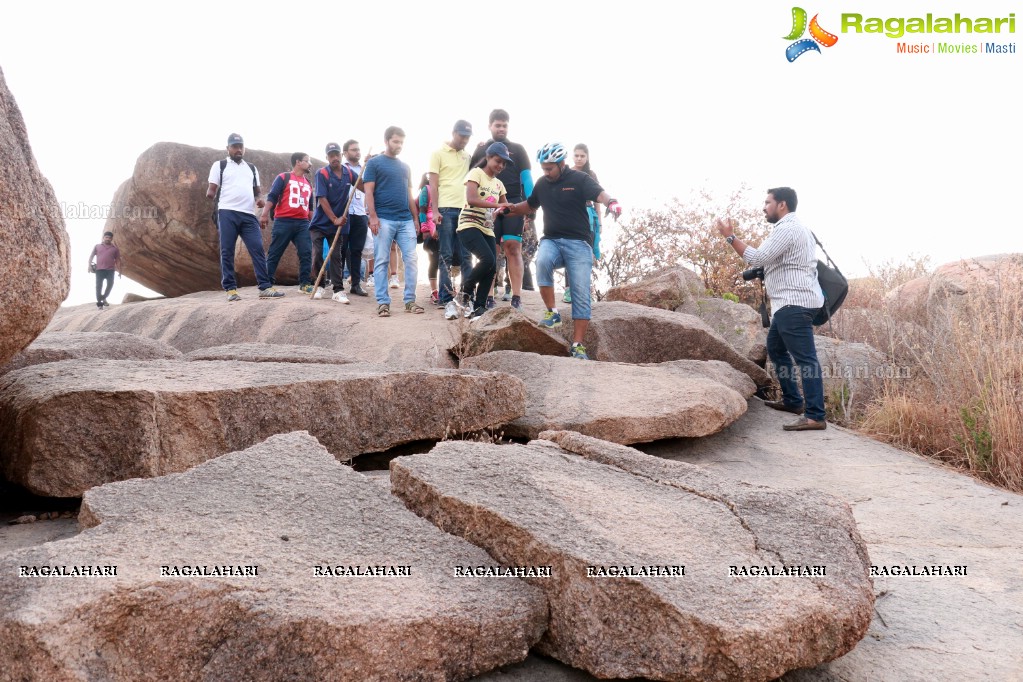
[332,290,350,304]
[444,300,460,320]
[389,274,400,289]
[313,287,325,300]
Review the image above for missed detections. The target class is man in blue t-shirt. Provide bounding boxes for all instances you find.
[359,126,422,317]
[310,142,364,302]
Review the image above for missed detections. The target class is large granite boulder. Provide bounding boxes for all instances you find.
[391,433,874,681]
[463,351,753,442]
[451,306,569,359]
[105,142,325,296]
[560,301,772,386]
[807,336,892,416]
[676,296,767,366]
[0,331,182,375]
[605,265,706,310]
[0,67,71,367]
[0,359,525,497]
[0,432,547,681]
[46,286,459,369]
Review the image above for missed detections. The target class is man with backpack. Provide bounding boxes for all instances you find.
[261,152,314,294]
[206,133,282,300]
[715,187,827,431]
[310,143,363,303]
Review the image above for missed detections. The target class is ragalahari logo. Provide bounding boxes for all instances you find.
[784,7,839,61]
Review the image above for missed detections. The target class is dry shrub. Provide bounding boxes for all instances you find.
[857,257,1023,491]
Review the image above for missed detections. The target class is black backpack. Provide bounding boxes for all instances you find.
[811,232,849,326]
[210,159,259,225]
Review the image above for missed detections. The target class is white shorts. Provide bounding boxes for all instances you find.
[362,229,375,258]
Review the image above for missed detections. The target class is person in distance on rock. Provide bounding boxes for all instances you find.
[88,231,122,309]
[207,133,282,300]
[496,142,622,360]
[715,187,826,431]
[262,152,314,296]
[358,126,423,317]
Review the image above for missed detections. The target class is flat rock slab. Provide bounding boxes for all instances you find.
[559,301,772,387]
[0,331,182,375]
[0,432,547,681]
[452,307,569,359]
[0,359,525,497]
[185,342,355,364]
[462,351,753,443]
[392,434,873,682]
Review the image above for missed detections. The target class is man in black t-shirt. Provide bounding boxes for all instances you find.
[498,142,622,360]
[469,109,533,309]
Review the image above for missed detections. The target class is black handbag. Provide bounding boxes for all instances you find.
[811,232,849,327]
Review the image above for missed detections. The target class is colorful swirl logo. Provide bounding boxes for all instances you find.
[784,7,838,62]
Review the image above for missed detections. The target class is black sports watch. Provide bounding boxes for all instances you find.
[726,235,736,244]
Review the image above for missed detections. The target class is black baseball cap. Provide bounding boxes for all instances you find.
[454,120,473,136]
[325,142,342,155]
[227,133,244,146]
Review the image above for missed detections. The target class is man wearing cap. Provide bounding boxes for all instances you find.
[469,109,533,310]
[428,120,474,320]
[497,142,622,360]
[206,133,282,300]
[309,143,363,302]
[457,142,511,320]
[88,231,122,309]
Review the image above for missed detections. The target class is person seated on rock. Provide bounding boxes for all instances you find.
[261,153,314,295]
[88,231,121,309]
[206,133,283,300]
[497,142,622,360]
[715,187,827,432]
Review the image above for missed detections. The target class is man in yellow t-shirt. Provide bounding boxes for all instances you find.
[429,120,473,319]
[456,142,510,320]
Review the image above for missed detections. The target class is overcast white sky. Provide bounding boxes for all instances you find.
[2,0,1019,305]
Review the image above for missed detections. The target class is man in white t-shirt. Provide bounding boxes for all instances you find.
[206,133,283,300]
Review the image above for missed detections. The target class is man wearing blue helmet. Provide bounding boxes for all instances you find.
[496,142,622,360]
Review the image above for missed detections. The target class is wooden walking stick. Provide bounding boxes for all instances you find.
[309,148,372,297]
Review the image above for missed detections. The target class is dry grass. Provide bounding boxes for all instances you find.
[852,257,1023,492]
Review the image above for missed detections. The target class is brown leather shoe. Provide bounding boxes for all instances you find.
[783,416,827,431]
[763,400,805,415]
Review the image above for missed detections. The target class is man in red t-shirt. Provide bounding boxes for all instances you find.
[261,152,314,292]
[88,231,122,309]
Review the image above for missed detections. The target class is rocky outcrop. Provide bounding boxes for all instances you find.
[560,301,772,386]
[105,142,325,296]
[676,296,767,366]
[605,265,705,310]
[0,359,525,497]
[185,342,354,365]
[0,432,547,681]
[451,306,569,359]
[806,336,892,414]
[463,351,752,442]
[391,434,874,681]
[0,331,182,375]
[0,67,71,366]
[46,287,459,369]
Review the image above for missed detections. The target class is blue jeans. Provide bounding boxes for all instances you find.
[767,305,826,421]
[536,238,593,320]
[437,208,473,303]
[266,217,312,286]
[217,209,271,290]
[373,218,418,305]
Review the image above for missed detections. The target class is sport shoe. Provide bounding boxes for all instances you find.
[259,287,284,299]
[510,295,522,310]
[405,301,425,314]
[486,296,496,309]
[468,308,486,322]
[299,284,314,294]
[563,288,572,304]
[430,290,439,305]
[312,287,325,300]
[444,300,460,320]
[538,310,562,329]
[332,290,350,304]
[226,289,241,302]
[377,303,390,317]
[349,285,369,296]
[389,274,400,289]
[502,289,512,302]
[570,342,590,360]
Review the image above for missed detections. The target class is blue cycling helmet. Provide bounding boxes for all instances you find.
[536,142,567,164]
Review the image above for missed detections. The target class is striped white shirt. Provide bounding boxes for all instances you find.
[742,212,825,311]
